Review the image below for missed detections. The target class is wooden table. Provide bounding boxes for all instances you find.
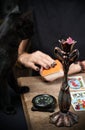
[18,73,85,130]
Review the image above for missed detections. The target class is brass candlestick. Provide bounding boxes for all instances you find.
[49,37,79,127]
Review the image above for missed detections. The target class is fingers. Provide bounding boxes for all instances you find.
[18,51,56,71]
[18,53,39,71]
[31,51,56,69]
[25,62,40,71]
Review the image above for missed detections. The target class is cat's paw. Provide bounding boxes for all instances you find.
[16,86,30,94]
[3,105,16,115]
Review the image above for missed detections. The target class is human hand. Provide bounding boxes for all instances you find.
[68,60,85,74]
[79,60,85,72]
[18,51,56,71]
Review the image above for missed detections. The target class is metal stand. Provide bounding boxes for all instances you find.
[49,37,79,127]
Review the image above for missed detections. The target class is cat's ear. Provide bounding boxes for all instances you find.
[10,5,20,14]
[8,6,21,22]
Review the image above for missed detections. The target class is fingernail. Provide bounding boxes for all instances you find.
[51,62,57,67]
[46,65,50,69]
[36,67,40,71]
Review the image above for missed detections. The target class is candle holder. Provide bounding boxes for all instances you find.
[49,37,79,127]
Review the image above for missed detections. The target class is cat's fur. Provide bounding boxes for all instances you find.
[0,6,33,114]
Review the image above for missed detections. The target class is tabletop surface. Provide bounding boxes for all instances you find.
[18,73,85,130]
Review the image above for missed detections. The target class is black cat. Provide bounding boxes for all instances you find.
[0,6,33,114]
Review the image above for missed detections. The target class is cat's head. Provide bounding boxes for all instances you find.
[0,6,33,40]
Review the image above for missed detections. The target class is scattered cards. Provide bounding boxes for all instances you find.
[71,91,85,111]
[68,76,85,111]
[68,76,85,91]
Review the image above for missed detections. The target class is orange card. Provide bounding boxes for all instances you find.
[41,60,63,76]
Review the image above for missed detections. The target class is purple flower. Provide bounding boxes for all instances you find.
[59,37,76,45]
[59,37,77,53]
[64,37,76,44]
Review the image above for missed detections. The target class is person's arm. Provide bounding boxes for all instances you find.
[18,39,29,56]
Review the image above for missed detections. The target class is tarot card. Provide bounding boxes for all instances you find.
[71,91,85,111]
[68,76,85,90]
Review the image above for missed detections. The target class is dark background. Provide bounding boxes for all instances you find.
[0,0,85,129]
